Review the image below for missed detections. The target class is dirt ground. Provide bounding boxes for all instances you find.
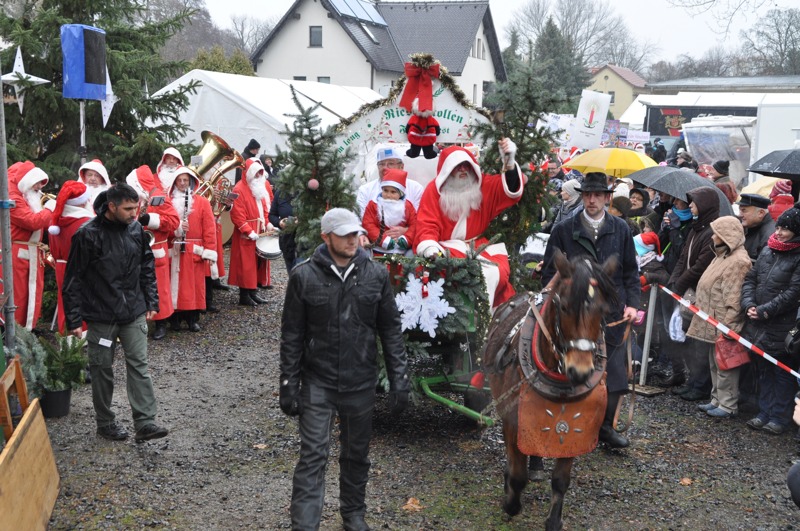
[43,259,800,530]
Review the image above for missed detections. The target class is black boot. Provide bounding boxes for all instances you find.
[239,289,257,307]
[152,320,167,340]
[250,289,267,304]
[598,392,629,448]
[187,311,201,333]
[204,277,219,313]
[212,278,231,291]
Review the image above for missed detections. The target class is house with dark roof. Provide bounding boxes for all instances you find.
[588,64,647,119]
[250,0,506,106]
[645,75,800,95]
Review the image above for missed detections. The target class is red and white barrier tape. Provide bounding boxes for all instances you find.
[659,284,800,380]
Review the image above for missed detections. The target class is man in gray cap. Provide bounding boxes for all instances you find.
[738,193,774,262]
[279,208,409,531]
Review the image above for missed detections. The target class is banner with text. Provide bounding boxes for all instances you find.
[571,90,612,149]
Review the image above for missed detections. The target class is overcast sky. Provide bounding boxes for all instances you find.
[204,0,792,63]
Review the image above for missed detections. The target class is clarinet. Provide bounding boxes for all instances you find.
[180,190,189,253]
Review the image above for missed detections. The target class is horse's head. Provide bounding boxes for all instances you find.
[547,250,619,385]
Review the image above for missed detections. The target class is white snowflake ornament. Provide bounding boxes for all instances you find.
[395,273,456,338]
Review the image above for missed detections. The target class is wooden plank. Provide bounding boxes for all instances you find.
[0,399,60,531]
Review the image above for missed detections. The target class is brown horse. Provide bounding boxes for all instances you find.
[482,250,619,530]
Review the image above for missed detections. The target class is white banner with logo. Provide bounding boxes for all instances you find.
[571,90,612,149]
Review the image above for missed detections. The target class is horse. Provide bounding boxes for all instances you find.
[482,250,620,530]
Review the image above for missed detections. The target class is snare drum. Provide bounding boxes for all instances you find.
[255,234,282,260]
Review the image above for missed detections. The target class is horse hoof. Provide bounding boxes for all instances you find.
[502,499,522,517]
[528,469,546,482]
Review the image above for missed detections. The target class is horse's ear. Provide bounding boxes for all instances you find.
[601,255,619,278]
[554,249,573,279]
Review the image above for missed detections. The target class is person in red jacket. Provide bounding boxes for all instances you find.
[415,139,522,309]
[162,167,217,332]
[361,168,417,255]
[228,158,273,306]
[1,161,53,329]
[48,180,94,334]
[126,165,180,340]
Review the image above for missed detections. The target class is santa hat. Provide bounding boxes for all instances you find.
[48,181,91,235]
[125,165,159,198]
[245,158,265,182]
[157,147,184,174]
[162,165,200,193]
[380,168,407,195]
[770,179,792,199]
[12,161,49,194]
[78,159,111,186]
[434,146,482,192]
[634,231,662,259]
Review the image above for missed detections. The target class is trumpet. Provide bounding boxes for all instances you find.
[40,192,56,209]
[189,131,244,217]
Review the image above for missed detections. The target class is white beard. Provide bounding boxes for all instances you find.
[87,184,109,205]
[439,174,482,222]
[24,190,43,213]
[377,197,406,227]
[159,167,177,184]
[248,176,270,202]
[172,188,194,218]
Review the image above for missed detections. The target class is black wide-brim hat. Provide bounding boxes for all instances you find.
[575,172,611,193]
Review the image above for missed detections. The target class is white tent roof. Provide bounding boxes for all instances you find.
[151,69,381,154]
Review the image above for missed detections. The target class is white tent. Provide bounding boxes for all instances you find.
[151,69,381,154]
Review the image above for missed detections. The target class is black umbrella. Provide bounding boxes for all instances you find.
[628,166,734,216]
[748,149,800,179]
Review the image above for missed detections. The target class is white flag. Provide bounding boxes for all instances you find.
[100,64,118,128]
[571,90,612,150]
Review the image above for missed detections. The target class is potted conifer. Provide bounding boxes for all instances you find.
[38,334,88,418]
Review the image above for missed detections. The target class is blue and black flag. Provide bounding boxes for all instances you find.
[61,24,106,100]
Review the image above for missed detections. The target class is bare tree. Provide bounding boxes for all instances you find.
[595,36,657,75]
[230,14,277,55]
[667,0,781,33]
[741,8,800,75]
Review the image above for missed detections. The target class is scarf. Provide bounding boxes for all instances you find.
[673,207,693,221]
[767,233,800,252]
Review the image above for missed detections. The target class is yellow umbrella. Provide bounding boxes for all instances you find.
[740,176,780,197]
[565,148,657,178]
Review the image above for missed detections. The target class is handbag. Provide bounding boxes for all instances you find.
[714,335,750,370]
[785,325,800,357]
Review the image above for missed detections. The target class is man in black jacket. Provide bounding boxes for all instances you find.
[63,184,168,443]
[542,172,640,449]
[279,208,409,531]
[738,193,774,263]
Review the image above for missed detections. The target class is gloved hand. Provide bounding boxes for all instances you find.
[248,231,258,241]
[397,237,408,250]
[499,138,517,167]
[388,390,409,415]
[422,245,442,259]
[279,381,302,417]
[138,214,151,227]
[43,199,57,212]
[664,211,680,229]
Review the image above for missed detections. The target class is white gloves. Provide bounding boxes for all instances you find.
[423,246,442,259]
[248,231,258,241]
[499,138,517,168]
[43,199,56,212]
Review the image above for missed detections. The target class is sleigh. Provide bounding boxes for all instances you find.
[378,253,496,426]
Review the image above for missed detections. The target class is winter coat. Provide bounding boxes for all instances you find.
[63,209,158,329]
[687,216,751,343]
[658,213,692,275]
[668,187,720,296]
[744,214,775,262]
[550,197,581,229]
[741,239,800,359]
[280,245,410,393]
[713,176,737,204]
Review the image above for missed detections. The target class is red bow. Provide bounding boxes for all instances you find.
[398,63,440,113]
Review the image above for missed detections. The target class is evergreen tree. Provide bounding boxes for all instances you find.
[533,17,592,113]
[274,88,355,258]
[501,29,524,78]
[189,46,255,76]
[0,1,198,185]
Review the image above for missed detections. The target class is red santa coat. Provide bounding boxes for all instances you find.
[166,172,217,311]
[50,207,92,333]
[1,162,52,329]
[415,147,524,308]
[407,114,440,147]
[127,166,180,320]
[362,198,417,253]
[228,161,272,289]
[207,219,226,279]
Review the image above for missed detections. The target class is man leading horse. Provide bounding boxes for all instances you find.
[542,171,640,448]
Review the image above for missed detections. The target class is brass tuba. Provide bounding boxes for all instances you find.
[189,131,244,217]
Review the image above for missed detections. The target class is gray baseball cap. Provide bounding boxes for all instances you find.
[320,208,366,236]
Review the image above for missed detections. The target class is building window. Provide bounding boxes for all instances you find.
[608,91,615,104]
[477,38,482,59]
[293,76,306,81]
[317,76,330,84]
[482,42,486,60]
[309,26,322,47]
[473,84,478,103]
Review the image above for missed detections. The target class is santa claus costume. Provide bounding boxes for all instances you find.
[162,167,217,331]
[1,162,53,329]
[415,145,524,308]
[48,181,94,333]
[126,165,180,339]
[156,147,184,189]
[362,168,417,255]
[77,159,111,212]
[228,159,273,306]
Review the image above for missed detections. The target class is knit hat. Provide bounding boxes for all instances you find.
[561,179,580,201]
[770,179,792,199]
[548,178,564,193]
[78,159,111,186]
[611,196,632,217]
[712,160,729,175]
[633,231,662,258]
[245,138,261,152]
[380,168,407,195]
[776,207,800,236]
[48,181,92,235]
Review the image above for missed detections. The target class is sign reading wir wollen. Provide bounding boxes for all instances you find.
[571,90,612,150]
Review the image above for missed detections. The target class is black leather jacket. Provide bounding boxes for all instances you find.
[63,210,158,329]
[279,245,409,393]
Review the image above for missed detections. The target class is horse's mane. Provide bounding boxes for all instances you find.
[560,257,619,318]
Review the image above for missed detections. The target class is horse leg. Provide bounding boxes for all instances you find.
[544,457,574,531]
[501,422,528,516]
